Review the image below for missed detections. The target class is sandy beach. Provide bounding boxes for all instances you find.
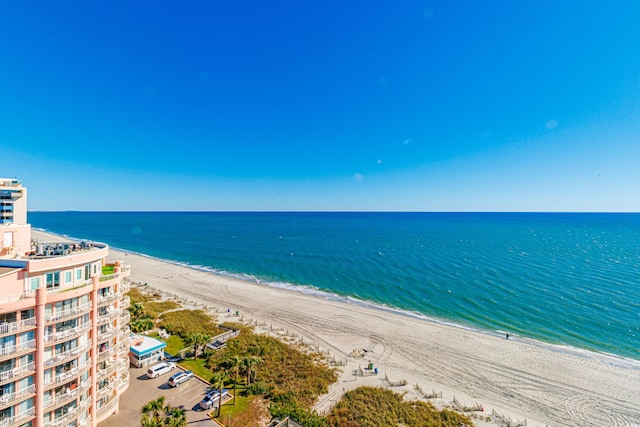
[35,230,640,426]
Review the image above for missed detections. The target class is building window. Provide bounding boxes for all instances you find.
[46,272,60,290]
[64,271,72,284]
[30,277,40,290]
[76,269,82,280]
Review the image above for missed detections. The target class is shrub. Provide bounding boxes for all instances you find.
[326,387,474,427]
[159,309,223,337]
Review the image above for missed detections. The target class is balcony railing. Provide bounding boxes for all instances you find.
[120,310,131,325]
[98,291,121,306]
[0,384,36,409]
[97,346,116,361]
[45,340,92,367]
[45,321,92,344]
[117,370,130,391]
[119,281,130,294]
[0,406,36,427]
[97,359,119,379]
[97,394,119,417]
[97,379,118,398]
[0,317,37,336]
[45,302,92,323]
[97,326,117,342]
[0,339,36,359]
[97,309,119,326]
[44,379,91,410]
[45,358,92,387]
[46,279,93,294]
[0,361,36,383]
[44,396,91,427]
[120,295,130,308]
[99,271,121,282]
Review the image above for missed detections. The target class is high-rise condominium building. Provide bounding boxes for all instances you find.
[0,179,130,427]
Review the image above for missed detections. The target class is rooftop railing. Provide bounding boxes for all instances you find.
[28,241,100,259]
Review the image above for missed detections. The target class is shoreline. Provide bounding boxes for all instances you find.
[32,227,640,368]
[32,230,640,426]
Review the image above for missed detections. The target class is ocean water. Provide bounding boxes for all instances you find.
[29,212,640,361]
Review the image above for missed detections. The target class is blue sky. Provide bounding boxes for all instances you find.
[2,1,640,211]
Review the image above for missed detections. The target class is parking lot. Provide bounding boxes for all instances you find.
[98,365,215,427]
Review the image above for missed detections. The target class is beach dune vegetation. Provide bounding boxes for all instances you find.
[326,386,474,427]
[205,325,337,424]
[159,309,223,337]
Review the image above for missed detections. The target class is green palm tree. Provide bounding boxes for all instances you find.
[242,356,262,386]
[128,302,144,320]
[224,355,242,405]
[185,332,211,359]
[140,414,164,427]
[166,408,187,427]
[210,371,228,418]
[141,396,166,422]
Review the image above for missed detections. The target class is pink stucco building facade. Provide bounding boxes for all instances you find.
[0,179,130,427]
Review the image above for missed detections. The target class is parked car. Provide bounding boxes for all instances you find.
[168,370,194,387]
[199,389,229,410]
[146,362,176,379]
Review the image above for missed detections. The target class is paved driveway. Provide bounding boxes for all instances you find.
[98,366,214,427]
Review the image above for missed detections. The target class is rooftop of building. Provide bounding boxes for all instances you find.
[0,178,22,188]
[25,240,101,259]
[129,335,166,357]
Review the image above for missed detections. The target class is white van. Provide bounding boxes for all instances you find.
[146,362,176,379]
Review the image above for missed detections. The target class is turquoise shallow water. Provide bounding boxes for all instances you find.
[29,212,640,361]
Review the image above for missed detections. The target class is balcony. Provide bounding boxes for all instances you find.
[119,281,131,294]
[0,339,36,361]
[45,340,92,367]
[44,358,92,388]
[45,302,92,323]
[0,384,36,410]
[117,370,130,392]
[97,346,116,362]
[0,317,36,336]
[97,378,118,399]
[119,310,131,325]
[97,291,121,307]
[0,406,35,427]
[97,309,119,326]
[97,358,121,380]
[120,295,130,308]
[44,396,91,427]
[97,326,117,343]
[0,361,36,385]
[45,321,92,344]
[96,394,119,418]
[43,378,91,410]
